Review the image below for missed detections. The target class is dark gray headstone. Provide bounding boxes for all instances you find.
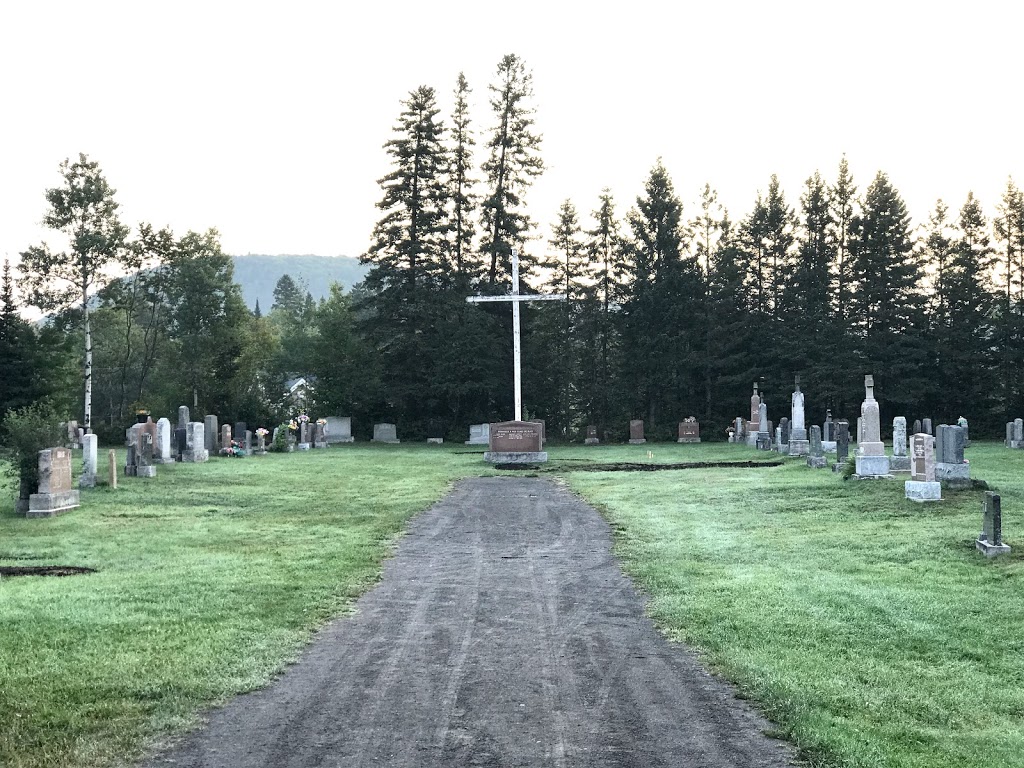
[823,410,834,442]
[780,417,790,446]
[836,421,850,461]
[174,427,187,461]
[912,419,922,435]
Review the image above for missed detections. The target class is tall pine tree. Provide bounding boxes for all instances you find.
[480,53,544,285]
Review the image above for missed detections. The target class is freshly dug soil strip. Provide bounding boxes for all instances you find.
[0,565,96,577]
[551,459,784,472]
[143,477,796,768]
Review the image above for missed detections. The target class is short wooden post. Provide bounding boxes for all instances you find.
[108,449,117,489]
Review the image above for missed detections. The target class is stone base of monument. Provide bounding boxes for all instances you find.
[854,454,892,478]
[1009,440,1024,449]
[297,443,311,451]
[372,439,401,444]
[755,434,772,451]
[628,439,647,445]
[427,438,444,444]
[976,537,1011,557]
[775,442,789,454]
[788,439,810,457]
[806,456,828,469]
[905,480,942,502]
[78,473,97,489]
[822,440,837,453]
[890,455,911,474]
[314,440,329,449]
[677,437,701,443]
[584,438,600,445]
[27,490,81,518]
[136,466,157,478]
[746,433,758,447]
[155,457,176,464]
[484,451,548,465]
[936,462,971,487]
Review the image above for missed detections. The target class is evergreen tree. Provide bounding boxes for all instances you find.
[706,213,756,430]
[830,156,857,322]
[364,85,450,290]
[690,183,725,420]
[447,73,478,284]
[0,261,44,415]
[993,178,1024,412]
[529,200,585,436]
[618,161,698,432]
[19,153,130,432]
[271,274,306,320]
[947,192,998,426]
[736,175,795,390]
[359,85,459,430]
[849,172,927,417]
[787,172,837,415]
[577,190,623,437]
[480,53,544,285]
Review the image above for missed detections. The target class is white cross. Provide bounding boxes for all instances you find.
[466,249,566,421]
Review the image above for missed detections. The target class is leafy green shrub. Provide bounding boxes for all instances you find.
[0,399,66,501]
[270,424,290,453]
[840,456,857,480]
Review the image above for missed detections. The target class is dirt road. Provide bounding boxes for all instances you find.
[143,476,796,767]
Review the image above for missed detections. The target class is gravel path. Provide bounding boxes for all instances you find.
[143,476,797,767]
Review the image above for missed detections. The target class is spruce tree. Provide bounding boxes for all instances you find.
[579,190,622,436]
[690,184,725,420]
[994,178,1024,412]
[480,53,544,285]
[529,200,586,436]
[947,192,997,425]
[785,172,835,416]
[364,85,450,290]
[447,73,478,284]
[618,161,697,432]
[849,171,927,417]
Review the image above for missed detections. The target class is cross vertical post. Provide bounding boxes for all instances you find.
[466,249,566,422]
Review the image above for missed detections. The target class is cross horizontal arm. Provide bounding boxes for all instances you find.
[466,294,567,303]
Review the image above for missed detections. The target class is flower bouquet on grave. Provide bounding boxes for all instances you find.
[256,427,269,437]
[315,418,327,426]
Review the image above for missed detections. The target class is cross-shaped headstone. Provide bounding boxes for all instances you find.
[466,249,566,421]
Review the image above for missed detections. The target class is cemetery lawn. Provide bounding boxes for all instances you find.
[2,440,1022,768]
[565,441,1024,768]
[0,445,480,768]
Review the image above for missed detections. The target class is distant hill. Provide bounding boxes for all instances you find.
[230,254,369,311]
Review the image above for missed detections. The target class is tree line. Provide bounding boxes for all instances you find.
[4,53,1024,443]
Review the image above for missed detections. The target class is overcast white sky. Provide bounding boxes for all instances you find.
[1,1,1020,269]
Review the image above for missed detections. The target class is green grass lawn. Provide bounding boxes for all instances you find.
[565,441,1024,768]
[0,445,481,768]
[1,440,1022,768]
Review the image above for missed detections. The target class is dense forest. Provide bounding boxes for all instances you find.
[3,53,1024,444]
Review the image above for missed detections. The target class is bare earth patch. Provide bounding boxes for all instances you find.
[143,477,797,767]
